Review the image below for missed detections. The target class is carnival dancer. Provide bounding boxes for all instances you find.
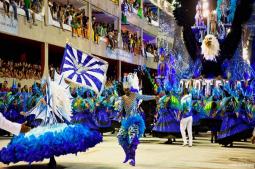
[191,88,202,135]
[95,89,113,133]
[3,83,25,124]
[152,90,181,144]
[201,87,223,143]
[0,77,102,168]
[208,101,222,143]
[71,88,98,130]
[111,82,125,133]
[178,88,193,147]
[217,89,254,147]
[117,75,157,166]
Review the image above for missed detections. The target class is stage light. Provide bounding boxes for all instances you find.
[243,47,250,65]
[203,10,209,17]
[202,2,209,10]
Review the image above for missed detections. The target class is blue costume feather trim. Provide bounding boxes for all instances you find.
[0,124,102,164]
[121,115,145,138]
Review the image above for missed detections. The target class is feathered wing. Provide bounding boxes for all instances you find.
[173,0,255,67]
[173,0,200,61]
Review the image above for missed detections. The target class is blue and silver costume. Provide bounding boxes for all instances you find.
[117,93,156,166]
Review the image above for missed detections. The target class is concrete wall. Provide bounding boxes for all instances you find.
[89,0,120,17]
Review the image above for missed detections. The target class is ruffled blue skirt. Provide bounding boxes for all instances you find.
[96,109,112,132]
[152,108,181,138]
[3,109,26,124]
[0,124,102,164]
[218,112,253,144]
[110,110,121,128]
[121,114,146,138]
[71,110,98,130]
[192,111,200,127]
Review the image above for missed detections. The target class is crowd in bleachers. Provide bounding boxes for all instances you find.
[121,30,158,60]
[0,58,41,80]
[48,0,89,38]
[122,30,142,55]
[143,5,158,24]
[1,0,43,25]
[122,0,141,14]
[92,18,118,49]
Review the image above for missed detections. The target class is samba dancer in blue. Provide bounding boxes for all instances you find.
[117,76,158,166]
[217,85,254,147]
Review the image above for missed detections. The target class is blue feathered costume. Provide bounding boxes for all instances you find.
[218,96,254,146]
[117,92,156,166]
[0,79,102,165]
[152,94,181,139]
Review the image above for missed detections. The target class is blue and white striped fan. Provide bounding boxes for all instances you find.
[61,44,108,94]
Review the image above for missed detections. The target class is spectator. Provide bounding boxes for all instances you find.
[57,5,64,31]
[1,81,9,92]
[81,10,88,38]
[2,0,10,17]
[10,0,18,20]
[23,0,37,26]
[0,57,41,80]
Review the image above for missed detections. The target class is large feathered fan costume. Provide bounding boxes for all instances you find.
[173,0,254,77]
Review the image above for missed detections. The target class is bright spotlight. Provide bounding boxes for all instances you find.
[203,10,209,17]
[202,2,209,9]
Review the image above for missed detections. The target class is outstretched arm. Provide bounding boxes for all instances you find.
[0,113,21,135]
[136,93,157,101]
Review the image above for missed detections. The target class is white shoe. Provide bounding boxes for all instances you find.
[182,143,187,147]
[189,144,192,147]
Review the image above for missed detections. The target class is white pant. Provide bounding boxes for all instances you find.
[180,116,193,146]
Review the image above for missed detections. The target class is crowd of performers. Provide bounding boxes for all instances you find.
[153,78,255,147]
[0,75,255,167]
[0,75,158,167]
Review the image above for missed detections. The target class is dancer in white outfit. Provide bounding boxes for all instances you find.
[178,88,193,147]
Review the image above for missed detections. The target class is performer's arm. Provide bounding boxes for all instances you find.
[136,93,157,101]
[117,97,124,119]
[0,113,21,136]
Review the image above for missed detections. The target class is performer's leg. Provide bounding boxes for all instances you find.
[180,118,188,146]
[118,135,130,163]
[129,137,139,166]
[187,117,193,147]
[118,131,130,163]
[122,144,130,163]
[214,132,218,143]
[48,156,57,169]
[165,137,173,144]
[211,131,214,143]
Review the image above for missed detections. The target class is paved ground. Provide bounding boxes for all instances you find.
[0,133,254,169]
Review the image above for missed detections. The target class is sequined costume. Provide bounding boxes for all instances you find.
[117,93,156,166]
